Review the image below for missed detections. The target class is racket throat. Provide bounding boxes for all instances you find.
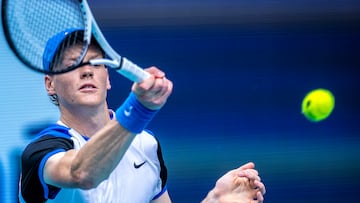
[89,58,120,68]
[89,58,150,82]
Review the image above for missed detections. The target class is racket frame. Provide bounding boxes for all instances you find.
[78,0,151,82]
[1,0,150,82]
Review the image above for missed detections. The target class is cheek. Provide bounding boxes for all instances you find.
[106,77,111,90]
[55,85,71,100]
[99,70,111,90]
[53,78,75,97]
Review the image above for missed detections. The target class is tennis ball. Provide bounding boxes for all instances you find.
[302,88,335,122]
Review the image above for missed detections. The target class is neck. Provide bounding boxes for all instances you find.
[59,104,111,137]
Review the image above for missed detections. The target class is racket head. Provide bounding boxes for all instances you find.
[1,0,91,74]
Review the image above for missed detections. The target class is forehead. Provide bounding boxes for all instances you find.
[87,43,104,54]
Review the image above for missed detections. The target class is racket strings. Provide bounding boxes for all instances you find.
[3,0,86,71]
[51,31,87,72]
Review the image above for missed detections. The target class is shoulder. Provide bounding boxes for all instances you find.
[133,130,163,153]
[20,124,75,202]
[22,124,74,162]
[138,129,159,143]
[34,123,72,140]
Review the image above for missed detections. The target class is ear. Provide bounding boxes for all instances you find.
[45,75,56,95]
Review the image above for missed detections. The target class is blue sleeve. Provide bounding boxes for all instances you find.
[20,134,73,202]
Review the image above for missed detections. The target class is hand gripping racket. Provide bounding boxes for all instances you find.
[1,0,150,82]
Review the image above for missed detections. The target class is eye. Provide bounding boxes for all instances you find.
[93,64,103,68]
[62,58,77,67]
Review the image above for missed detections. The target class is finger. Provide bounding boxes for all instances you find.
[237,169,260,181]
[133,74,167,96]
[238,162,255,170]
[150,81,171,105]
[132,66,165,94]
[157,77,172,96]
[255,190,264,203]
[144,76,170,99]
[140,77,172,109]
[254,180,266,195]
[144,66,165,78]
[132,75,155,94]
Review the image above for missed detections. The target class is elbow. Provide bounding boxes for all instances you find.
[71,169,102,190]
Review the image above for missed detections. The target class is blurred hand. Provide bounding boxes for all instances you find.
[203,162,266,203]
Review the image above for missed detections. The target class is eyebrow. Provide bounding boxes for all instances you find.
[87,53,103,59]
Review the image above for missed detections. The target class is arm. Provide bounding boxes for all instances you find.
[43,120,136,189]
[202,162,266,203]
[44,67,173,189]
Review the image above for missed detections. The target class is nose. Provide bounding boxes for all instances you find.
[80,65,94,79]
[81,71,93,78]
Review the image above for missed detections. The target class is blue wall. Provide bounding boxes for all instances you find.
[1,1,359,203]
[105,23,360,202]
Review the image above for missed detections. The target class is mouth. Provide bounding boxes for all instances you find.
[79,83,97,91]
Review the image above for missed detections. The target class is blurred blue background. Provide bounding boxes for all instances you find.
[1,0,360,202]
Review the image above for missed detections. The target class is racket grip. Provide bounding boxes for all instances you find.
[118,58,151,83]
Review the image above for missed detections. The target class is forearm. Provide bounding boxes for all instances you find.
[70,91,162,188]
[70,120,136,188]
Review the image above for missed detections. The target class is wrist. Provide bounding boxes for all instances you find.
[115,92,158,133]
[202,189,220,203]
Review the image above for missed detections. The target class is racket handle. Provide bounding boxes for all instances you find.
[118,58,151,83]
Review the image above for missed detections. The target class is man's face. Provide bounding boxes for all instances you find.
[45,44,111,109]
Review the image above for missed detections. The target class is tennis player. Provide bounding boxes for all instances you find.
[19,29,265,203]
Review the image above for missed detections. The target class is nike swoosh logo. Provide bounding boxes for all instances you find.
[134,161,147,169]
[124,106,133,117]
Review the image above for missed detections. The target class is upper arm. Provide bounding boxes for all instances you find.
[43,149,80,188]
[20,134,74,201]
[151,190,172,203]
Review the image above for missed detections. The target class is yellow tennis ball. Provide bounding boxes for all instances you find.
[302,88,335,122]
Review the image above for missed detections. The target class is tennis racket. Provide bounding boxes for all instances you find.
[1,0,150,82]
